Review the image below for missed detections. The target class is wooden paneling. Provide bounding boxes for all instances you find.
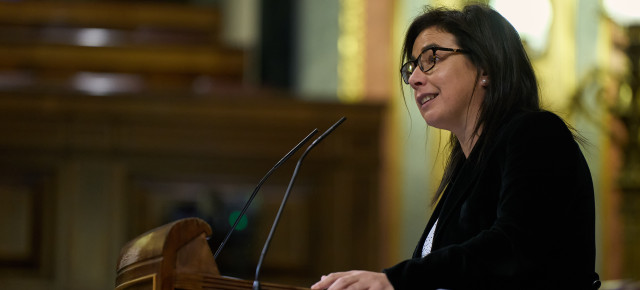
[0,45,244,76]
[0,93,386,289]
[0,2,222,30]
[0,2,386,289]
[0,1,244,95]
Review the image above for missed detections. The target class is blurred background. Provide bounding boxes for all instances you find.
[0,0,638,289]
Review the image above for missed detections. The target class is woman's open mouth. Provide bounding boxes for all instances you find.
[418,94,438,106]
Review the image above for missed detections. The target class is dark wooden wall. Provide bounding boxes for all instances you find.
[0,1,387,289]
[0,93,386,288]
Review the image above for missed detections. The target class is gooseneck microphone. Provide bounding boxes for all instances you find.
[214,129,319,260]
[252,117,347,290]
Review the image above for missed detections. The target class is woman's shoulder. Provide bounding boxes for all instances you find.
[485,110,578,156]
[494,110,583,160]
[509,110,566,127]
[474,110,578,164]
[502,110,572,138]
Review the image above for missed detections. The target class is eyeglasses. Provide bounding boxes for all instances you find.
[401,47,470,84]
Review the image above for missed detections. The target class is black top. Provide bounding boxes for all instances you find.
[383,111,598,290]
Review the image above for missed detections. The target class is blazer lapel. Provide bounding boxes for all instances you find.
[412,200,444,258]
[431,154,480,249]
[430,132,505,250]
[427,114,519,252]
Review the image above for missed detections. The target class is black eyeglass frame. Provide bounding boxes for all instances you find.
[401,46,470,84]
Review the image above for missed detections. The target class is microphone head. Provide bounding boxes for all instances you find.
[312,117,347,145]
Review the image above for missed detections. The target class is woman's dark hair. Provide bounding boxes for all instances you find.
[401,4,541,204]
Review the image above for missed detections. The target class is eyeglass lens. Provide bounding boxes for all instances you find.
[402,49,435,84]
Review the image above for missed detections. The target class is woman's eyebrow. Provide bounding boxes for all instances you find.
[412,44,438,59]
[420,44,439,53]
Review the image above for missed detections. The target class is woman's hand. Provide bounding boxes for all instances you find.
[310,270,393,290]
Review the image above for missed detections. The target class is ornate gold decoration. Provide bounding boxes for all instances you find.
[338,0,365,102]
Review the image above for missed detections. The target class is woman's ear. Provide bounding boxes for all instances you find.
[480,70,489,87]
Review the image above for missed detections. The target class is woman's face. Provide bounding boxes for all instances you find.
[408,27,485,138]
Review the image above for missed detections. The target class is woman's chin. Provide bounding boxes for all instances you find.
[421,115,441,129]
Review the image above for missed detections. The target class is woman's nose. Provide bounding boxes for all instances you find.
[409,68,426,89]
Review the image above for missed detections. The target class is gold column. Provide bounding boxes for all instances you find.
[337,0,365,102]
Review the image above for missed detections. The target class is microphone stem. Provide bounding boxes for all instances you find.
[254,149,310,284]
[253,117,346,288]
[214,129,318,260]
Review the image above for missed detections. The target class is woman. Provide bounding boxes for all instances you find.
[312,4,599,290]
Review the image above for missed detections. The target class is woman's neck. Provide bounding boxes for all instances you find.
[459,135,477,158]
[456,123,482,158]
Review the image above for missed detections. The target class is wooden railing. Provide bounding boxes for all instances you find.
[0,1,244,95]
[116,217,310,289]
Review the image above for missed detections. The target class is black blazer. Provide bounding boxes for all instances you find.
[384,111,598,289]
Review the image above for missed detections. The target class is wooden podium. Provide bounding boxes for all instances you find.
[115,217,309,290]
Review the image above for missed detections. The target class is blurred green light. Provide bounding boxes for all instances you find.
[228,211,248,231]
